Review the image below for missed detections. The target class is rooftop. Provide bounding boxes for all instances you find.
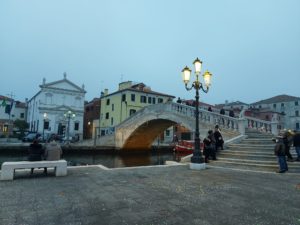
[251,94,300,105]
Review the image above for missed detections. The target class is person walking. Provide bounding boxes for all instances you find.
[28,139,45,174]
[293,131,300,161]
[274,136,288,173]
[214,125,224,150]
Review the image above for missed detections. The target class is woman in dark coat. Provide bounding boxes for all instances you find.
[203,130,216,163]
[28,139,45,174]
[214,125,224,150]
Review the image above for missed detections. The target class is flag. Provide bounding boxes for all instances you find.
[1,99,6,107]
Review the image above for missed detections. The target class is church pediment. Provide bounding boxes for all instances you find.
[40,78,86,93]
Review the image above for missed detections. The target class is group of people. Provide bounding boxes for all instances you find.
[274,130,300,173]
[28,135,62,174]
[203,125,224,163]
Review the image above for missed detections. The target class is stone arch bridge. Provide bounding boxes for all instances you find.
[99,102,279,150]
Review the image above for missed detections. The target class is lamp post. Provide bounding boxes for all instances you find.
[64,110,75,145]
[43,113,47,142]
[181,58,212,168]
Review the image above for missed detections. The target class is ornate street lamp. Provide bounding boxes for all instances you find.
[43,113,47,142]
[64,110,76,145]
[181,58,212,168]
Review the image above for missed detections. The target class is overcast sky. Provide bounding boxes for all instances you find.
[0,0,299,104]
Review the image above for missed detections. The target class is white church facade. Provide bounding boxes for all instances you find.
[26,73,86,140]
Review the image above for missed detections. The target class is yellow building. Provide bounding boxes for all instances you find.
[100,81,175,135]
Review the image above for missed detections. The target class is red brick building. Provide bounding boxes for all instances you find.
[83,98,100,139]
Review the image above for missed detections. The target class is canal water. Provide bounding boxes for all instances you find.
[0,149,187,168]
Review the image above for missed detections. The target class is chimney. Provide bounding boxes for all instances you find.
[104,89,108,96]
[43,78,46,85]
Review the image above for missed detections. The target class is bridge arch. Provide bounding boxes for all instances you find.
[115,103,194,150]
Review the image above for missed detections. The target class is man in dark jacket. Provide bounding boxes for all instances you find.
[293,131,300,161]
[28,139,45,174]
[274,136,288,173]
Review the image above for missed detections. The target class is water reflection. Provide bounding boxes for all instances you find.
[0,149,187,168]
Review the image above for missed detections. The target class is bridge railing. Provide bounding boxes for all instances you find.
[169,103,279,135]
[170,103,241,133]
[243,116,279,135]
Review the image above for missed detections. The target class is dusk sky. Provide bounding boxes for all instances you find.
[1,0,299,104]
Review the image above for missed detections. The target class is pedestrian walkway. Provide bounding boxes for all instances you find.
[0,164,299,225]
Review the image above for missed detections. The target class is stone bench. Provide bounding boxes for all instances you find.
[1,160,67,181]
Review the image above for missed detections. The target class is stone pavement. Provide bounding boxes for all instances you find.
[0,164,299,225]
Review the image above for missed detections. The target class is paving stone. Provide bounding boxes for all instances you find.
[0,165,299,225]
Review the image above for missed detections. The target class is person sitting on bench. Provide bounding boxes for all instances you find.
[28,138,45,174]
[43,136,62,173]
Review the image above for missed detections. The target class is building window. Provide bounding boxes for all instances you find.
[152,98,156,104]
[122,94,126,102]
[258,105,262,109]
[129,109,136,116]
[295,101,299,106]
[148,97,152,104]
[85,107,90,112]
[165,130,170,137]
[131,94,135,102]
[296,123,300,130]
[296,111,299,117]
[106,99,110,105]
[3,125,8,132]
[281,103,284,107]
[5,105,11,114]
[273,104,276,109]
[105,112,109,119]
[158,98,163,103]
[140,96,147,103]
[20,113,24,118]
[74,122,79,131]
[111,117,114,126]
[265,115,270,120]
[44,121,49,130]
[112,104,114,111]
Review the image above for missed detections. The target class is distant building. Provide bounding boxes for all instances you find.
[216,100,249,111]
[26,73,86,140]
[100,81,175,136]
[183,99,216,111]
[83,98,100,139]
[251,94,300,130]
[0,95,27,136]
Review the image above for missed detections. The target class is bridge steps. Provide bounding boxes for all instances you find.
[210,130,300,173]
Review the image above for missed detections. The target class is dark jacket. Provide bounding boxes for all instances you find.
[274,141,285,156]
[214,130,223,146]
[293,133,300,147]
[28,143,44,161]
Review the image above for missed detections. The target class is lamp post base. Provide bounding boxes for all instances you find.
[190,162,206,170]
